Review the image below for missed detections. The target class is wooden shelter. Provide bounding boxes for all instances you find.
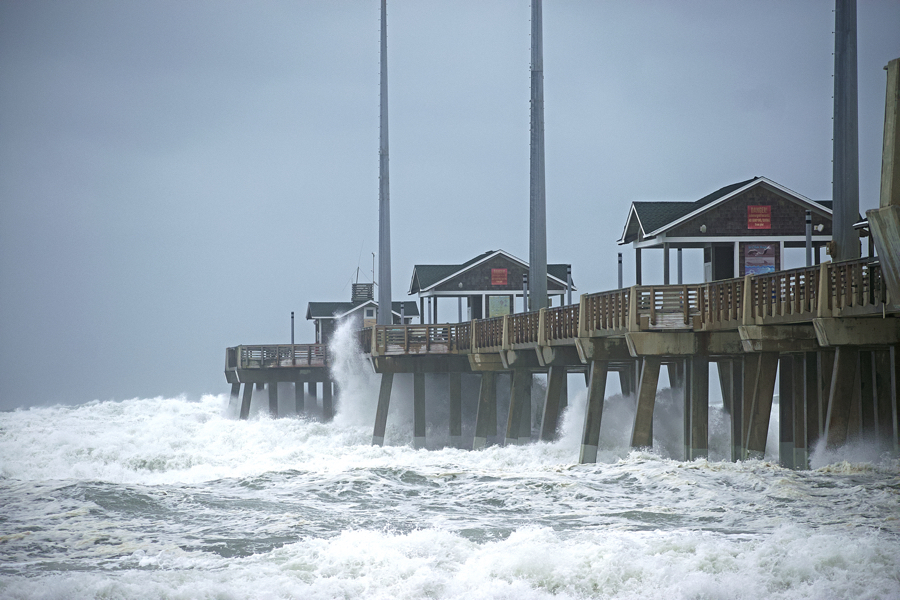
[618,177,834,282]
[306,283,418,344]
[408,249,574,322]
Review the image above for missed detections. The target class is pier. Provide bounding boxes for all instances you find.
[226,255,899,468]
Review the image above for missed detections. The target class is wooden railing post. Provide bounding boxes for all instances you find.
[741,275,753,326]
[537,308,547,346]
[502,314,510,350]
[817,262,831,318]
[577,293,589,337]
[628,286,639,332]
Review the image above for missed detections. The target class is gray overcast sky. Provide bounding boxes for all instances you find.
[1,1,898,409]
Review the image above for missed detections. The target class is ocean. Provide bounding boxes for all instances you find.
[1,331,899,599]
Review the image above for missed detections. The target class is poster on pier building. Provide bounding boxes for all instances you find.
[743,243,776,275]
[488,296,510,317]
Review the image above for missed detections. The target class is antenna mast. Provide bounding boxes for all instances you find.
[529,0,548,310]
[377,0,393,324]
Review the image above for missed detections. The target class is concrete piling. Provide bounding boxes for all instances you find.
[372,372,393,446]
[825,346,859,449]
[579,360,608,463]
[630,356,661,448]
[294,382,305,414]
[506,370,530,445]
[322,380,334,421]
[685,355,709,460]
[268,382,278,417]
[540,366,565,441]
[239,383,253,420]
[413,373,426,449]
[779,356,796,468]
[449,372,462,448]
[745,352,778,459]
[793,355,809,469]
[474,372,497,449]
[229,382,240,414]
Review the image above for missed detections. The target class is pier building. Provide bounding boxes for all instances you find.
[619,176,835,283]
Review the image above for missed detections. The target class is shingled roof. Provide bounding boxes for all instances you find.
[619,177,831,244]
[306,300,419,320]
[408,249,571,294]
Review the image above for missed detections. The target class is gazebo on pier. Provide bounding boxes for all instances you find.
[618,177,834,283]
[408,249,574,323]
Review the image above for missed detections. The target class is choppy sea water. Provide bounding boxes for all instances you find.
[2,326,900,600]
[1,389,898,600]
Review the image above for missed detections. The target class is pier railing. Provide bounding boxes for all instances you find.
[348,257,890,360]
[820,258,887,316]
[698,277,743,329]
[543,304,580,343]
[228,344,329,369]
[507,311,540,347]
[581,288,630,335]
[473,317,504,353]
[744,264,820,325]
[635,285,701,330]
[369,324,463,355]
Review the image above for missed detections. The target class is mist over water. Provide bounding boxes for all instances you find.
[1,323,898,599]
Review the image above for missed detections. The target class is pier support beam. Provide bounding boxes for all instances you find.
[519,372,532,442]
[684,355,709,461]
[580,360,609,463]
[268,382,278,417]
[294,382,305,414]
[860,351,876,439]
[372,373,394,446]
[727,359,745,461]
[804,352,821,454]
[322,380,334,421]
[717,359,733,415]
[824,346,859,449]
[746,352,778,459]
[474,372,497,449]
[540,366,566,441]
[779,356,797,469]
[307,381,317,410]
[229,382,240,414]
[630,356,661,448]
[413,373,426,449]
[449,372,462,448]
[239,382,253,420]
[873,348,897,453]
[506,370,531,445]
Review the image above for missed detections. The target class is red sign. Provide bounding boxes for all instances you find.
[491,268,508,286]
[747,205,771,229]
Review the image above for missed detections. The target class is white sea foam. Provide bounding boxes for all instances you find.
[2,524,898,600]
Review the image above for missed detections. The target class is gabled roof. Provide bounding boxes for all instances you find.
[618,177,832,244]
[408,249,571,294]
[306,300,419,320]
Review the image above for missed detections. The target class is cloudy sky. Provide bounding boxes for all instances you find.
[1,1,898,409]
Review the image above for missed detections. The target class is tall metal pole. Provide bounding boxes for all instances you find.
[805,210,813,266]
[291,311,294,344]
[377,0,393,325]
[832,0,860,261]
[529,0,548,311]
